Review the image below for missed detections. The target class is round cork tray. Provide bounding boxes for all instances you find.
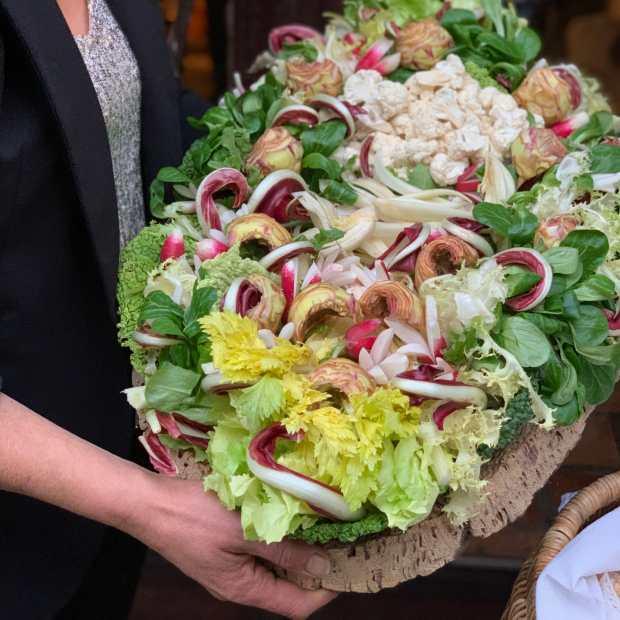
[167,405,596,593]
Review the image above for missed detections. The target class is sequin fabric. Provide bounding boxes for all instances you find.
[75,0,145,247]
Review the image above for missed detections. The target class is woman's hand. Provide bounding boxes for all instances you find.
[0,395,336,619]
[127,475,337,619]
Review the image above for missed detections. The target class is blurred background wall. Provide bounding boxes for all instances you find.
[163,0,620,111]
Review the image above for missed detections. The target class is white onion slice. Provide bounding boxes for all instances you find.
[308,94,356,137]
[201,371,225,392]
[247,424,365,521]
[349,177,395,199]
[259,241,315,270]
[443,221,494,257]
[374,156,422,195]
[495,248,554,312]
[132,331,180,348]
[279,322,295,340]
[425,296,445,360]
[246,170,308,214]
[392,378,488,408]
[384,224,431,268]
[375,197,474,223]
[370,328,394,365]
[222,277,246,313]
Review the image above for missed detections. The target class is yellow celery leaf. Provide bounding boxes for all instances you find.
[199,312,315,382]
[280,386,423,510]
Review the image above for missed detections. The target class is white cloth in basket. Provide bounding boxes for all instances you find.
[536,506,620,619]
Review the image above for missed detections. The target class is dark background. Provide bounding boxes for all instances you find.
[131,2,620,617]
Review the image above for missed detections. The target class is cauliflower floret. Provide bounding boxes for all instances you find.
[392,113,415,138]
[375,81,409,119]
[406,138,439,165]
[372,133,409,168]
[433,88,466,128]
[347,53,530,187]
[446,124,488,160]
[343,69,382,105]
[479,87,498,110]
[332,142,362,170]
[430,153,468,186]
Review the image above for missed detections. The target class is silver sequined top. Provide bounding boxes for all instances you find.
[75,0,145,248]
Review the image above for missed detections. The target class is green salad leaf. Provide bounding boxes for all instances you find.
[496,316,552,368]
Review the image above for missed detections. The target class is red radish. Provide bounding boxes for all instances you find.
[604,309,620,337]
[259,241,316,272]
[360,135,374,177]
[432,402,466,430]
[160,229,185,262]
[272,104,320,128]
[551,112,589,138]
[280,258,301,316]
[379,224,430,269]
[307,95,356,137]
[552,68,583,109]
[376,53,401,75]
[268,24,323,54]
[195,238,229,261]
[138,431,178,476]
[246,170,309,223]
[456,163,481,194]
[346,319,383,360]
[355,38,400,75]
[195,168,249,234]
[247,423,365,521]
[495,248,553,311]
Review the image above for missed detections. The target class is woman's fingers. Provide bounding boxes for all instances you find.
[233,557,337,619]
[244,538,332,578]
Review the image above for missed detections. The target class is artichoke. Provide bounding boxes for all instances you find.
[396,19,454,71]
[288,283,353,341]
[357,281,424,332]
[414,236,478,290]
[226,214,293,251]
[511,127,567,183]
[309,358,376,397]
[243,274,287,333]
[514,68,572,126]
[286,59,343,99]
[246,127,304,177]
[534,215,580,250]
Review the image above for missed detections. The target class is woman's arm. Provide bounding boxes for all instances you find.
[0,393,336,618]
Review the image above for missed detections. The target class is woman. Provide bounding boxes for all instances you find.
[0,1,335,618]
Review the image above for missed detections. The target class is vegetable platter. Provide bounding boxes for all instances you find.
[117,0,620,592]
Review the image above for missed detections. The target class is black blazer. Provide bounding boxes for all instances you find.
[0,1,206,616]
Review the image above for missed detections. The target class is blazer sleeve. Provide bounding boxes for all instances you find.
[178,86,211,151]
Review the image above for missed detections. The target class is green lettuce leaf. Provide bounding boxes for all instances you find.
[229,377,286,432]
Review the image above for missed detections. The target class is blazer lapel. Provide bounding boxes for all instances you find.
[106,0,183,200]
[0,0,120,321]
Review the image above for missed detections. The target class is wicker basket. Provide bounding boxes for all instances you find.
[502,470,620,620]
